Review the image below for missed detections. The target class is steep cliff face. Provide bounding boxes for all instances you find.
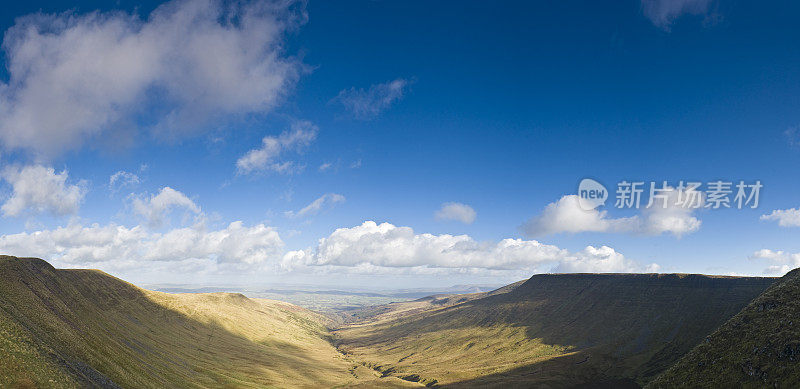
[335,273,776,388]
[649,268,800,388]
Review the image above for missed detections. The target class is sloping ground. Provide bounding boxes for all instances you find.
[649,268,800,388]
[0,255,416,388]
[334,273,776,388]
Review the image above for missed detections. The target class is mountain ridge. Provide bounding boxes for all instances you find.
[334,271,777,387]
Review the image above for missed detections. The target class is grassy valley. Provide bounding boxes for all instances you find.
[2,255,792,388]
[0,255,413,388]
[334,273,776,388]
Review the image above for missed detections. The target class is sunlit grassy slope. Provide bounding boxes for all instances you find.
[334,273,776,388]
[0,255,417,388]
[649,268,800,388]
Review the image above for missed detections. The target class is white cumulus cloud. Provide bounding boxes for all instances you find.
[284,193,345,219]
[435,202,476,224]
[281,221,657,274]
[236,120,318,174]
[333,79,409,119]
[640,187,703,237]
[750,249,800,275]
[524,189,702,238]
[523,195,639,237]
[0,0,304,157]
[1,165,87,217]
[131,187,201,227]
[761,208,800,227]
[553,245,659,273]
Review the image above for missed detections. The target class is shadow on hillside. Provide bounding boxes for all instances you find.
[0,256,341,388]
[440,351,642,388]
[337,273,776,386]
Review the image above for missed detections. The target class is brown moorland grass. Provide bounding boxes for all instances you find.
[334,273,776,388]
[1,255,785,388]
[0,255,418,388]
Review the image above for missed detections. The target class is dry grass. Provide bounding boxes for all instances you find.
[0,255,413,388]
[1,255,781,388]
[334,273,776,388]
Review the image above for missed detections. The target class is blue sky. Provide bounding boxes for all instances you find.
[0,0,799,288]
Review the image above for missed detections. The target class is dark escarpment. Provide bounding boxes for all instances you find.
[649,268,800,388]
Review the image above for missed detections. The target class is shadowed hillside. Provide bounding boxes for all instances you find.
[0,255,416,388]
[649,268,800,388]
[334,273,776,388]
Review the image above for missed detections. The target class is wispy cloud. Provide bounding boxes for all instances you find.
[284,193,345,219]
[435,202,476,224]
[108,171,141,193]
[785,126,800,148]
[641,0,714,30]
[333,79,409,119]
[236,120,318,174]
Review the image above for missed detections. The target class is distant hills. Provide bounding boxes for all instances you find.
[2,255,796,388]
[150,285,504,314]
